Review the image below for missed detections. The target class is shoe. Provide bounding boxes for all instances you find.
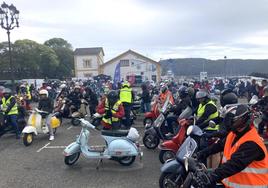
[49,135,54,141]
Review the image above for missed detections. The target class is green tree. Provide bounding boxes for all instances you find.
[12,39,59,78]
[44,38,74,78]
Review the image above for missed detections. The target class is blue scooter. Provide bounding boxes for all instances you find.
[63,119,142,167]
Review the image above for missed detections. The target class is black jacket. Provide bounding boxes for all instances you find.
[38,97,54,113]
[141,89,151,103]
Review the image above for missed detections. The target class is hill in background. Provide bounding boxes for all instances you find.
[160,58,268,77]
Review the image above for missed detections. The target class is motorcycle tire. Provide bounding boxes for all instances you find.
[159,172,183,188]
[159,150,176,164]
[118,156,136,166]
[71,118,80,126]
[23,133,34,147]
[64,152,80,166]
[143,134,160,149]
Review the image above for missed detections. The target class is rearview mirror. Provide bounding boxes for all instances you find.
[209,120,216,128]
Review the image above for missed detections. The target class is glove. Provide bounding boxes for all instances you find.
[105,110,112,118]
[192,170,216,188]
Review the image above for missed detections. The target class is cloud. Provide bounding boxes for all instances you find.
[1,0,268,61]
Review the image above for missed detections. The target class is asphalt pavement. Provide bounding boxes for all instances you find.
[0,116,162,188]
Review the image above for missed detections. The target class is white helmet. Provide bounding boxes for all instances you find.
[39,89,48,97]
[60,84,67,89]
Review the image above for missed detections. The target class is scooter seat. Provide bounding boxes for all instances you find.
[101,130,129,137]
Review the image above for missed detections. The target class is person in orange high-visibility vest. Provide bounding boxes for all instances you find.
[192,104,268,188]
[159,85,174,106]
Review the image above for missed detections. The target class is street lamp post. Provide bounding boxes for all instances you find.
[224,56,227,80]
[0,2,19,91]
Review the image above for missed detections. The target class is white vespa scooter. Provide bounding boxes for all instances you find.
[22,108,61,146]
[63,119,143,167]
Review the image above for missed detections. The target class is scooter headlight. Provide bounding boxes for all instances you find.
[186,126,194,136]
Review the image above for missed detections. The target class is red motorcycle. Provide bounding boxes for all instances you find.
[158,118,191,164]
[143,98,160,126]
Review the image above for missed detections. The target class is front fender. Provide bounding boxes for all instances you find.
[158,140,179,152]
[22,126,38,135]
[161,159,185,175]
[63,142,80,156]
[144,126,157,135]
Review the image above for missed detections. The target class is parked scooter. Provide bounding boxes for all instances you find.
[63,119,143,167]
[158,106,193,163]
[142,96,173,149]
[143,96,160,126]
[71,99,89,126]
[22,108,61,146]
[159,125,203,188]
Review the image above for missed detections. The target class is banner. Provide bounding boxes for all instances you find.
[113,62,121,88]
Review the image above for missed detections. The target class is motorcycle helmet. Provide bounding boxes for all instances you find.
[107,90,118,105]
[161,85,168,93]
[220,92,238,107]
[3,88,12,98]
[223,104,251,134]
[60,84,67,89]
[178,86,188,98]
[39,89,48,97]
[195,90,208,99]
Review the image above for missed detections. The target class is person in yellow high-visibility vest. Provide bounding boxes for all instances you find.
[119,81,134,129]
[0,88,20,139]
[195,90,219,130]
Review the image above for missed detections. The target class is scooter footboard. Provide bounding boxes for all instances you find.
[160,160,185,175]
[64,142,80,156]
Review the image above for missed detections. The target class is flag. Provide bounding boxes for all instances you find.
[113,63,121,89]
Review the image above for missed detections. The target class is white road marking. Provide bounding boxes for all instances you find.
[67,126,73,130]
[46,146,67,149]
[36,142,50,152]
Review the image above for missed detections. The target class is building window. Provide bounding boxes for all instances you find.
[83,59,92,68]
[120,59,129,67]
[151,64,156,72]
[84,73,92,78]
[137,64,141,70]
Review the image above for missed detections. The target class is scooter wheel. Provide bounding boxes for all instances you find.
[23,133,33,147]
[143,134,160,149]
[118,156,136,166]
[71,118,80,126]
[159,150,176,164]
[159,172,183,188]
[64,152,80,166]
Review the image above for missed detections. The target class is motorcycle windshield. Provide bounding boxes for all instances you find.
[154,113,165,128]
[178,106,192,120]
[161,94,170,113]
[176,137,197,162]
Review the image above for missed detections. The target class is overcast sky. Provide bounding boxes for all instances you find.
[1,0,268,61]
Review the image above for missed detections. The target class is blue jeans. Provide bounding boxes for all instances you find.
[143,102,151,113]
[123,103,132,128]
[6,115,19,136]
